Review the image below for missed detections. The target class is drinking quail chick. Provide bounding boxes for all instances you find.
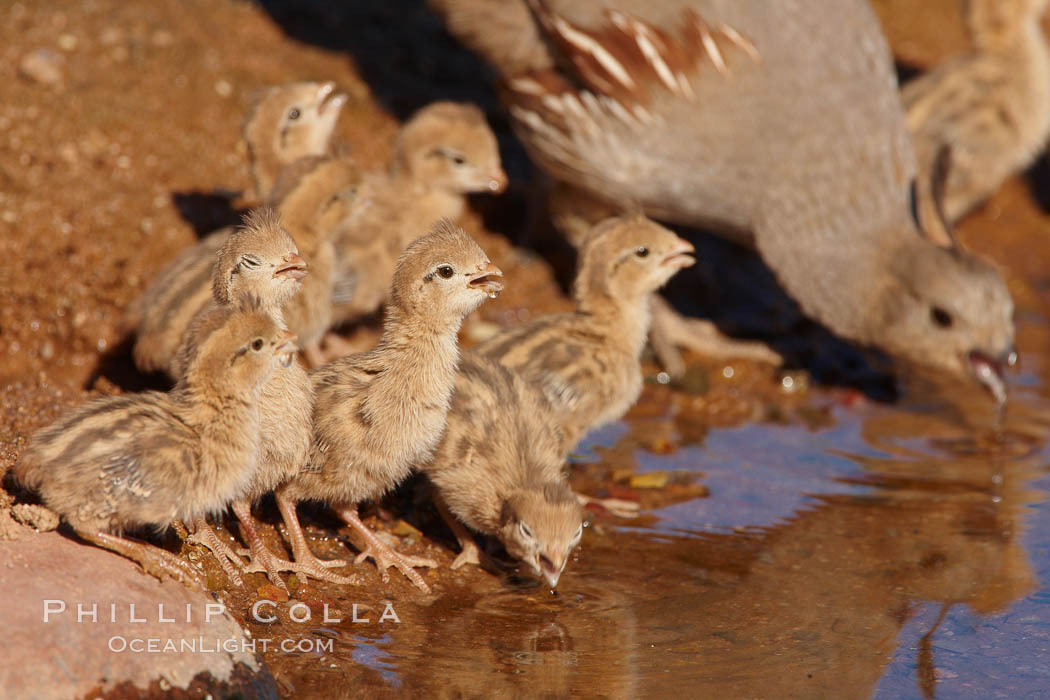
[244,81,349,200]
[326,102,506,343]
[423,352,583,589]
[142,209,308,377]
[9,305,291,589]
[275,220,504,592]
[478,214,695,452]
[431,0,1018,401]
[123,81,346,343]
[904,0,1050,224]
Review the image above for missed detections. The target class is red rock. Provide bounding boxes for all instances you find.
[257,584,289,603]
[0,532,276,699]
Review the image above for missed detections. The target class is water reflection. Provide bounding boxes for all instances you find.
[263,381,1049,698]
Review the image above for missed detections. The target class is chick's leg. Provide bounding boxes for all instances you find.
[649,295,782,377]
[230,500,290,592]
[336,505,436,593]
[79,529,203,591]
[273,490,361,585]
[435,497,483,570]
[185,517,246,587]
[235,499,361,589]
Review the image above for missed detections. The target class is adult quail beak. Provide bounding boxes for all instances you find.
[968,346,1016,405]
[486,168,508,194]
[468,262,504,297]
[275,253,308,280]
[662,238,696,269]
[538,551,566,589]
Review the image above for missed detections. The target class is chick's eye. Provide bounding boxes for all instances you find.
[241,255,261,268]
[251,338,265,351]
[931,306,953,328]
[635,247,649,258]
[287,107,301,121]
[519,521,534,539]
[437,265,454,279]
[451,154,466,165]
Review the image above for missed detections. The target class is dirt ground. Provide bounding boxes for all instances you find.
[3,0,1050,696]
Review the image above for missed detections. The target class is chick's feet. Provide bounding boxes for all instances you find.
[337,506,436,593]
[273,493,361,586]
[450,542,482,570]
[185,517,246,587]
[82,530,204,591]
[435,497,495,571]
[649,296,782,378]
[232,500,361,589]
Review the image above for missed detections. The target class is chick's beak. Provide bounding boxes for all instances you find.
[276,329,298,354]
[486,168,508,194]
[663,237,696,269]
[323,91,348,116]
[968,345,1016,405]
[315,81,334,105]
[276,253,308,280]
[538,551,567,589]
[275,329,298,367]
[468,262,504,297]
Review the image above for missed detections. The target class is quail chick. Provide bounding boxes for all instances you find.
[143,209,308,377]
[244,81,349,200]
[8,306,291,589]
[904,0,1050,224]
[172,208,346,590]
[123,81,346,347]
[478,214,695,452]
[326,102,506,348]
[276,220,504,592]
[260,154,365,366]
[431,0,1018,401]
[134,155,363,376]
[422,352,583,589]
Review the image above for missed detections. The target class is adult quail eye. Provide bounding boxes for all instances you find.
[437,265,454,279]
[931,306,953,328]
[251,338,265,351]
[636,247,649,258]
[288,107,301,121]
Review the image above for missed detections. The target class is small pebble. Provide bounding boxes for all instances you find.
[19,49,64,86]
